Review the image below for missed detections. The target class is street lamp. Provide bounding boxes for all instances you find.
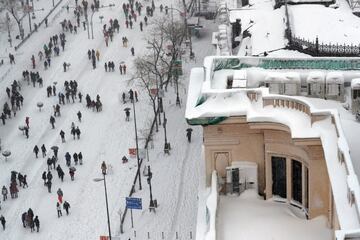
[163,112,170,154]
[147,166,155,211]
[93,166,112,240]
[132,99,142,190]
[90,3,115,39]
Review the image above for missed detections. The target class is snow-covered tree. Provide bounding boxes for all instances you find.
[0,0,25,39]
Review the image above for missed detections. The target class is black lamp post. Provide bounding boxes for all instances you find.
[163,112,168,147]
[147,166,154,210]
[93,165,112,240]
[132,99,142,190]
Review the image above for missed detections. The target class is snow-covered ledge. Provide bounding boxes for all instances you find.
[201,171,219,240]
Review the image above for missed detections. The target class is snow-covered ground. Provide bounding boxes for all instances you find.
[217,190,332,240]
[0,0,216,239]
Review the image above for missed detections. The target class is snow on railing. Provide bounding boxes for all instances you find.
[204,171,219,240]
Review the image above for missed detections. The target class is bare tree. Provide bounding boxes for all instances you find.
[132,57,161,132]
[0,0,24,39]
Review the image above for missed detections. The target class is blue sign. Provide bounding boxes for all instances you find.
[126,197,142,210]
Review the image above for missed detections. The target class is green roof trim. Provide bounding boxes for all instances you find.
[212,58,360,71]
[186,116,228,126]
[195,95,207,107]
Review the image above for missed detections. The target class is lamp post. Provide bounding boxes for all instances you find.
[147,166,154,210]
[132,99,142,190]
[163,112,169,153]
[90,3,115,39]
[93,166,112,240]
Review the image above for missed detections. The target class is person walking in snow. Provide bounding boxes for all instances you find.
[57,165,65,181]
[34,216,40,232]
[63,201,71,215]
[42,171,47,185]
[57,188,64,204]
[131,47,135,56]
[24,126,29,139]
[46,180,52,193]
[33,145,39,158]
[50,115,56,129]
[65,152,71,166]
[73,152,78,165]
[25,116,30,128]
[31,55,36,69]
[0,215,5,230]
[78,152,83,165]
[60,130,65,143]
[77,111,82,122]
[96,50,100,61]
[139,21,143,31]
[69,167,75,181]
[125,108,130,121]
[47,157,53,170]
[21,212,27,228]
[56,202,62,217]
[75,127,81,139]
[41,144,47,158]
[1,186,7,201]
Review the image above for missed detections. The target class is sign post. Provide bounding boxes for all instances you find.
[126,197,142,228]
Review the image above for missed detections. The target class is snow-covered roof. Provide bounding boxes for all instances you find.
[264,72,286,83]
[284,72,301,83]
[326,72,345,84]
[351,78,360,89]
[306,71,325,83]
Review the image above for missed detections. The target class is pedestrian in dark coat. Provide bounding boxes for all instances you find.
[0,215,5,230]
[21,212,27,227]
[63,201,71,215]
[33,145,39,158]
[75,127,81,139]
[23,175,28,188]
[125,109,130,121]
[42,171,47,185]
[47,180,52,193]
[60,130,65,142]
[34,216,40,232]
[41,144,47,157]
[77,111,82,122]
[78,152,83,165]
[50,115,56,129]
[47,158,53,170]
[65,152,71,166]
[73,153,78,165]
[69,168,75,181]
[24,126,29,138]
[186,128,193,142]
[131,47,135,56]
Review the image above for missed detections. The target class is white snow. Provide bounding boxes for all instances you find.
[217,190,332,240]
